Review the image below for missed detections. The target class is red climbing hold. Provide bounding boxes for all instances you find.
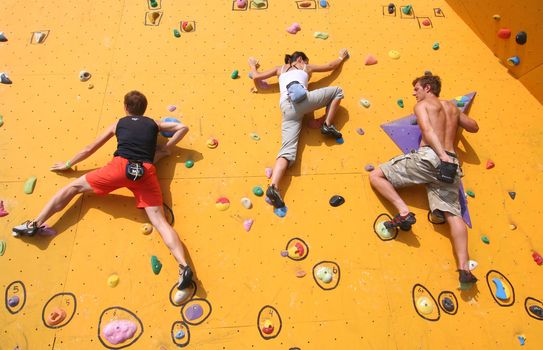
[497,28,511,39]
[532,251,543,266]
[421,19,431,26]
[486,160,495,169]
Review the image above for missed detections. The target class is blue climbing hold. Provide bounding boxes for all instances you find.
[160,117,181,137]
[492,278,509,300]
[335,137,344,144]
[517,335,525,346]
[319,0,327,8]
[175,330,186,339]
[274,206,288,218]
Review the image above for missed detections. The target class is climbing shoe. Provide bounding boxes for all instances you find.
[458,270,478,284]
[12,220,43,237]
[266,185,285,208]
[320,123,342,139]
[178,264,194,290]
[384,212,416,231]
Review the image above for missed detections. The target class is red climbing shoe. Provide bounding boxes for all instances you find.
[383,212,416,231]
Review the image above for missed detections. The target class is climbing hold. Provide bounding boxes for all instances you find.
[492,14,501,20]
[24,176,37,194]
[236,0,247,8]
[432,42,439,50]
[148,11,160,24]
[509,224,517,230]
[286,23,301,35]
[508,191,516,200]
[401,4,412,15]
[296,270,307,278]
[175,330,186,339]
[424,70,432,76]
[265,167,272,179]
[252,0,267,8]
[359,99,371,108]
[173,289,190,305]
[206,138,219,149]
[0,32,6,42]
[243,219,254,232]
[107,274,119,288]
[397,99,404,108]
[7,296,19,307]
[364,164,375,172]
[173,29,181,38]
[167,105,177,112]
[466,190,475,198]
[102,320,138,345]
[329,195,345,207]
[507,56,520,66]
[151,256,162,275]
[356,128,365,135]
[497,28,511,39]
[532,251,543,265]
[0,200,9,217]
[335,137,344,144]
[185,160,194,168]
[141,223,153,235]
[467,260,478,271]
[299,1,312,8]
[241,197,253,209]
[46,308,67,326]
[79,70,91,82]
[149,0,158,8]
[280,250,288,257]
[422,19,431,26]
[215,197,230,211]
[231,70,239,79]
[481,235,490,244]
[315,267,333,283]
[416,296,434,315]
[486,160,495,169]
[314,32,329,40]
[185,304,204,321]
[456,101,465,107]
[364,54,378,65]
[160,117,180,137]
[0,114,3,127]
[517,335,526,346]
[441,297,454,312]
[88,83,94,89]
[387,3,395,14]
[252,186,264,196]
[388,50,400,59]
[0,72,12,84]
[492,278,510,300]
[274,206,288,218]
[529,305,543,317]
[516,31,527,45]
[182,22,194,32]
[250,132,261,141]
[0,240,5,256]
[261,320,274,334]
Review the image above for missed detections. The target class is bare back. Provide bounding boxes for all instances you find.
[418,96,449,149]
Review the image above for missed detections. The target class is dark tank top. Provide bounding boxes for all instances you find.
[113,116,158,163]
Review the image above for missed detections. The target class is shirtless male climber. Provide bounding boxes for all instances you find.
[369,74,480,284]
[12,91,195,299]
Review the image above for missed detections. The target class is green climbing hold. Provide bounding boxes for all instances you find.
[173,29,181,38]
[252,186,264,196]
[24,176,37,194]
[151,255,162,275]
[314,32,329,40]
[150,0,158,8]
[252,0,266,7]
[397,99,404,108]
[231,70,239,79]
[402,4,412,15]
[185,160,194,168]
[481,235,490,244]
[466,190,475,198]
[0,240,6,256]
[456,101,465,107]
[432,42,440,50]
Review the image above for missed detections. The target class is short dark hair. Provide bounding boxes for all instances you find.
[284,51,309,64]
[412,74,441,97]
[124,91,148,115]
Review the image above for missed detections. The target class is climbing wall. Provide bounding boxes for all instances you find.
[1,0,543,349]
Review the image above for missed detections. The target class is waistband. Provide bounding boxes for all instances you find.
[420,145,457,159]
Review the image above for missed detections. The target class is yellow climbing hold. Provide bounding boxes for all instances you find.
[142,223,153,235]
[24,176,37,194]
[416,296,434,315]
[388,50,400,59]
[314,32,329,40]
[107,274,120,288]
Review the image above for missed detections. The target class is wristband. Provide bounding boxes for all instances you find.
[65,160,71,168]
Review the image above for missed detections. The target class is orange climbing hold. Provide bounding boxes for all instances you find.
[46,308,67,326]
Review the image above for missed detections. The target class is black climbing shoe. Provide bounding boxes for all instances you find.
[266,185,285,208]
[12,220,42,237]
[320,123,342,139]
[383,212,416,231]
[178,265,193,290]
[458,270,478,284]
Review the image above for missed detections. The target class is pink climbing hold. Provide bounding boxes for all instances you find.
[265,167,272,179]
[486,160,495,169]
[236,0,247,8]
[364,54,378,66]
[167,105,176,112]
[497,28,511,39]
[102,320,137,345]
[0,200,8,217]
[243,219,254,232]
[286,23,301,35]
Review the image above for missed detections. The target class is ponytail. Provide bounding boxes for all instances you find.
[284,51,308,64]
[284,54,292,64]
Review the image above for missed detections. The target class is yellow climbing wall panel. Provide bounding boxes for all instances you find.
[1,0,543,349]
[445,0,543,103]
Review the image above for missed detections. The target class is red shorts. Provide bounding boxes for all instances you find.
[86,157,163,208]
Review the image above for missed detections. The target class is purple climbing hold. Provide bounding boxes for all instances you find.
[356,128,365,135]
[387,3,395,14]
[167,105,177,112]
[280,250,289,257]
[185,304,204,321]
[8,296,20,307]
[364,164,375,172]
[274,206,288,218]
[0,72,12,85]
